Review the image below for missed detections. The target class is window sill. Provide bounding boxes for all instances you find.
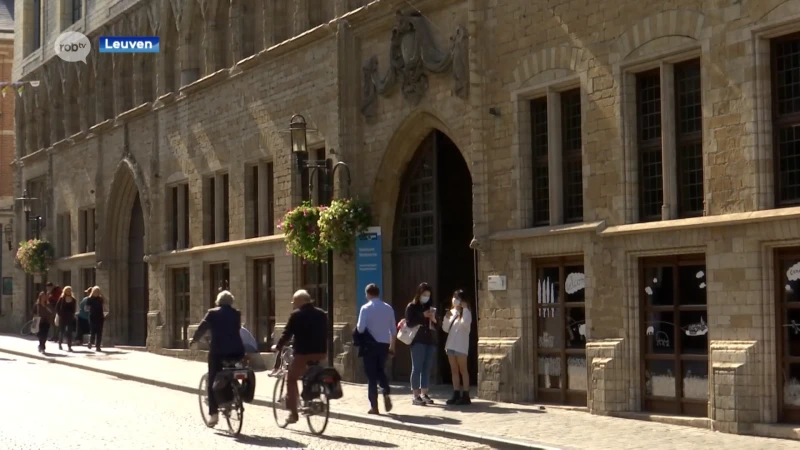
[155,234,287,259]
[601,207,800,237]
[54,252,96,263]
[490,221,605,241]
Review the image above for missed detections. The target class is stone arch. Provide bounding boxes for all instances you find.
[616,10,707,61]
[512,45,588,90]
[102,156,152,344]
[371,110,469,253]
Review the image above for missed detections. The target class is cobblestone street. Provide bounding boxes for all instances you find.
[0,355,490,449]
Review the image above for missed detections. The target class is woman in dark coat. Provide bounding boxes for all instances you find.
[85,286,107,352]
[33,292,54,353]
[55,286,78,351]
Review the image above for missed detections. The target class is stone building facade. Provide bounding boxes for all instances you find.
[11,0,800,439]
[0,0,14,331]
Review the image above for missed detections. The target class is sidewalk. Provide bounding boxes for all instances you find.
[0,335,797,450]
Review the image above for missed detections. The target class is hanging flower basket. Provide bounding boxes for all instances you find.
[318,198,372,255]
[15,239,54,275]
[278,202,325,262]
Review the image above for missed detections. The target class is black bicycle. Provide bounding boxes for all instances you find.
[271,345,331,435]
[198,358,249,436]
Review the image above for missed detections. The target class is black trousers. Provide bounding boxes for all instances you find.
[207,353,244,416]
[75,317,90,342]
[89,318,104,349]
[363,343,391,408]
[58,318,75,347]
[37,322,51,350]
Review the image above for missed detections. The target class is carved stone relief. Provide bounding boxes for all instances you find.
[361,11,469,118]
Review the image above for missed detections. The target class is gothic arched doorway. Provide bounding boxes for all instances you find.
[127,193,148,346]
[391,130,477,385]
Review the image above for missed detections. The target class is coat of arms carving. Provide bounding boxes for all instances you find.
[361,11,469,118]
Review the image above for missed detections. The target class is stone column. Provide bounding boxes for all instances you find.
[76,64,90,132]
[24,90,36,154]
[214,174,225,243]
[87,208,95,252]
[660,62,677,221]
[15,91,24,158]
[229,0,242,63]
[293,0,309,37]
[547,88,563,226]
[177,1,200,86]
[333,0,347,17]
[46,65,62,144]
[36,90,46,151]
[201,0,219,72]
[93,54,107,123]
[59,63,74,137]
[263,0,275,48]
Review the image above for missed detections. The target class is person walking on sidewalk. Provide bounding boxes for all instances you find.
[443,289,473,405]
[46,283,62,342]
[33,293,54,354]
[271,289,327,425]
[355,283,396,415]
[55,286,77,352]
[86,287,107,351]
[405,282,438,406]
[189,290,246,429]
[75,288,91,345]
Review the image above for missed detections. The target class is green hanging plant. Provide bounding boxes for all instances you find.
[318,198,372,254]
[15,239,54,275]
[278,202,325,262]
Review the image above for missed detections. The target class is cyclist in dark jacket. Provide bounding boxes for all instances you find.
[190,290,245,428]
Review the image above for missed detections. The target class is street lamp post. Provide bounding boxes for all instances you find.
[15,190,43,240]
[289,114,352,367]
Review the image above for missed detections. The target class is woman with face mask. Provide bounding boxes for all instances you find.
[443,289,472,405]
[404,282,438,406]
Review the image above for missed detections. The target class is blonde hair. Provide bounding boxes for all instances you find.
[90,286,102,297]
[61,286,74,298]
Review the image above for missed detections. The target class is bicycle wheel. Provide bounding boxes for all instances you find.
[225,387,244,436]
[198,373,212,427]
[20,320,33,336]
[272,375,291,428]
[306,390,330,436]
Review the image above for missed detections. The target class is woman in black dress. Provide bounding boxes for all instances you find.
[55,286,78,351]
[85,286,107,352]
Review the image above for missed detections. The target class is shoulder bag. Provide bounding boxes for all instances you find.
[396,319,420,346]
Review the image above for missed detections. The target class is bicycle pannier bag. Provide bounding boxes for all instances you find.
[302,365,325,401]
[239,368,256,403]
[320,367,343,400]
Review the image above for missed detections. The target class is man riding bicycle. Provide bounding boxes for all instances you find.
[271,289,327,424]
[190,290,245,428]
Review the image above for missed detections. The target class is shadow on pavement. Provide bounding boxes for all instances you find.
[225,433,306,448]
[41,352,67,358]
[385,413,461,425]
[0,357,14,362]
[442,403,547,415]
[296,432,398,448]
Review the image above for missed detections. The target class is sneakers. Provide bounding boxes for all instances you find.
[207,414,219,428]
[446,391,461,405]
[422,394,434,405]
[383,395,393,413]
[412,395,426,406]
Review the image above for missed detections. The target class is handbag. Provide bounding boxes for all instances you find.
[396,319,420,346]
[30,317,40,334]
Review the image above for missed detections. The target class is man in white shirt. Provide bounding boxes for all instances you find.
[356,283,396,415]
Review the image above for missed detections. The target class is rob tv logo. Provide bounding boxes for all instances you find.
[99,36,160,53]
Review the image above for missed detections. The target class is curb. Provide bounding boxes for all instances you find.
[1,346,557,450]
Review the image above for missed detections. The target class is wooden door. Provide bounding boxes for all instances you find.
[172,268,190,349]
[392,136,438,381]
[128,194,149,346]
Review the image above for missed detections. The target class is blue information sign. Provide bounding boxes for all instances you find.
[355,226,383,313]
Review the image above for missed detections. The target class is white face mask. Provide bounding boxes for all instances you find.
[453,298,461,307]
[420,296,430,304]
